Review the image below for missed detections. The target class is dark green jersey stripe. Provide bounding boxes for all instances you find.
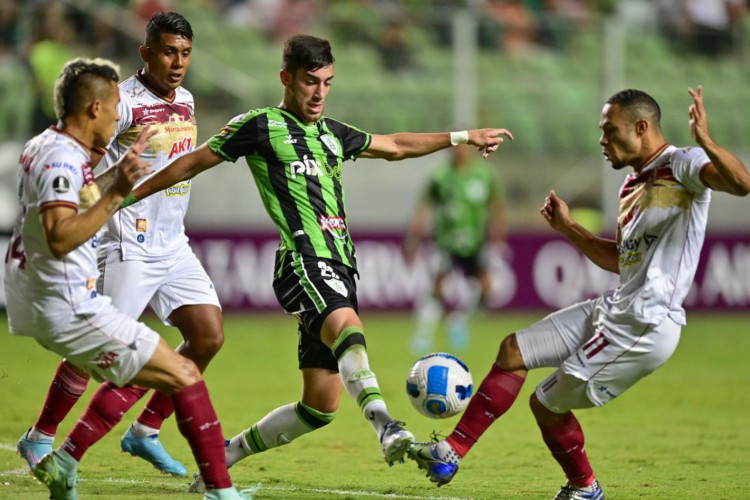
[206,107,371,270]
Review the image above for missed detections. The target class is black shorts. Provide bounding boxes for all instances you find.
[273,249,358,371]
[436,249,488,277]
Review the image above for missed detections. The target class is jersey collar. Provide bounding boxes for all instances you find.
[136,70,177,103]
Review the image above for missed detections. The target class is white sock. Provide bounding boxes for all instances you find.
[130,421,159,438]
[28,427,53,441]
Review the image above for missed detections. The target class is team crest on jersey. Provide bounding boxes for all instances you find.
[136,219,147,232]
[320,134,340,156]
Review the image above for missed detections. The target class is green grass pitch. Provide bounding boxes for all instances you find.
[1,311,749,499]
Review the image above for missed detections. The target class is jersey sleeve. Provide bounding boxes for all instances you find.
[206,112,259,162]
[670,146,711,195]
[323,118,371,159]
[35,148,84,209]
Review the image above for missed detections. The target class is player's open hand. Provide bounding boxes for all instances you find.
[540,190,572,232]
[111,125,157,196]
[688,85,711,147]
[468,128,514,159]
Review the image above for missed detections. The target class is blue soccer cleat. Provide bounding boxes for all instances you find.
[34,449,79,500]
[17,429,53,472]
[407,440,459,486]
[120,427,187,476]
[380,420,415,466]
[553,480,605,500]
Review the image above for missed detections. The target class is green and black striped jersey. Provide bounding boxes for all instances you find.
[206,107,371,270]
[426,161,504,257]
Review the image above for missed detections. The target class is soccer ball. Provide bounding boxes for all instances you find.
[406,352,473,419]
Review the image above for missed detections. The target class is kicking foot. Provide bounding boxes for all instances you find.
[380,420,415,466]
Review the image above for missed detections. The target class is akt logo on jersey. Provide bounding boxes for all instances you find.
[136,219,147,232]
[169,137,193,158]
[289,155,323,179]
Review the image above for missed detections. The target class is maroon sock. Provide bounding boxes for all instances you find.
[171,381,231,490]
[538,412,594,487]
[136,391,175,430]
[447,363,525,457]
[34,362,89,436]
[61,383,148,461]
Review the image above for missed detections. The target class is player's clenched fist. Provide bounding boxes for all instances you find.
[111,125,157,196]
[540,190,573,232]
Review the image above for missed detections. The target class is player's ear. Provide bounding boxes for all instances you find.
[138,45,149,63]
[280,69,290,87]
[88,98,101,119]
[635,118,649,136]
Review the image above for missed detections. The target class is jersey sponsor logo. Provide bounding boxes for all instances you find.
[136,219,147,232]
[289,155,323,179]
[283,134,297,145]
[86,277,96,290]
[168,113,185,123]
[318,215,347,240]
[320,134,340,156]
[168,137,193,158]
[164,182,190,197]
[45,161,77,173]
[268,119,287,129]
[52,176,70,193]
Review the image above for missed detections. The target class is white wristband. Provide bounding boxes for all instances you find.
[450,130,469,146]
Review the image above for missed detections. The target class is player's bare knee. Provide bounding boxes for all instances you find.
[194,327,224,358]
[497,333,524,370]
[529,392,564,426]
[170,357,202,392]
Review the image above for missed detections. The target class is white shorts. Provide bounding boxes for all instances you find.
[516,296,681,412]
[34,300,160,387]
[97,245,221,325]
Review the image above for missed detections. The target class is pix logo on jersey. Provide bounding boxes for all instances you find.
[136,219,147,232]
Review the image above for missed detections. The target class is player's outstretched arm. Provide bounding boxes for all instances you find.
[123,144,224,207]
[360,128,513,161]
[689,85,750,196]
[540,190,619,274]
[42,127,156,258]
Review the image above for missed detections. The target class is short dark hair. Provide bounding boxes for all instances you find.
[606,89,661,126]
[145,11,193,46]
[54,58,119,120]
[282,35,334,74]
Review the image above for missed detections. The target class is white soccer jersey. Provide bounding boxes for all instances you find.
[4,127,108,335]
[99,71,197,261]
[608,144,711,326]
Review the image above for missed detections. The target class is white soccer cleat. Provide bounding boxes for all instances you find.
[552,480,605,500]
[380,420,415,466]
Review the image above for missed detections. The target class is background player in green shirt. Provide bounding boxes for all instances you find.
[120,34,513,483]
[404,142,507,354]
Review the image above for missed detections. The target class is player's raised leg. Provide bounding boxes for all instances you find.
[409,334,526,485]
[322,308,415,465]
